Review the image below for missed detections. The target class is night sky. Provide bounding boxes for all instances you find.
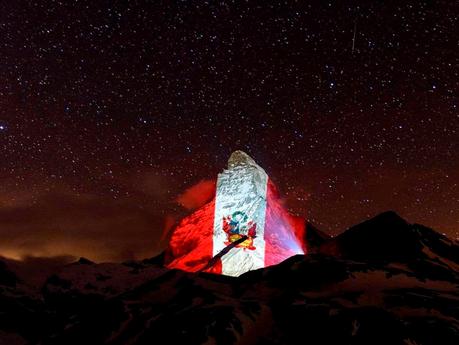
[0,1,458,262]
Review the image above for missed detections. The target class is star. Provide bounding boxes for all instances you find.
[0,1,457,261]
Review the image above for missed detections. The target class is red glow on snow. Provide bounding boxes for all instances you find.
[165,199,216,272]
[264,179,306,267]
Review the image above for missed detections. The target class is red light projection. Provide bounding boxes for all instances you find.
[165,179,306,275]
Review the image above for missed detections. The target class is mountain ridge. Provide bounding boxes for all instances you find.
[1,211,458,344]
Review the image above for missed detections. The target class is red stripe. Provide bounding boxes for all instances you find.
[264,179,306,267]
[165,199,221,273]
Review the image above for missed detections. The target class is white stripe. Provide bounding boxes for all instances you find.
[212,160,268,277]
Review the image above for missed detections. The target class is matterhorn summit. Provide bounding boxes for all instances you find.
[213,150,269,276]
[165,150,307,276]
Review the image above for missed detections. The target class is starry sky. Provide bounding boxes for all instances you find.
[0,1,458,262]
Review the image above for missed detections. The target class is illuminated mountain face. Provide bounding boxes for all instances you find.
[165,151,306,276]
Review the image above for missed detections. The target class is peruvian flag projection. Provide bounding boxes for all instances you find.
[212,151,269,276]
[165,151,307,277]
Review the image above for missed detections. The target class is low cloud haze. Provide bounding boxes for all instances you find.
[0,171,180,262]
[0,174,220,263]
[176,179,216,211]
[1,164,458,263]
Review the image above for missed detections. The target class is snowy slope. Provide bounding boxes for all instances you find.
[1,212,458,344]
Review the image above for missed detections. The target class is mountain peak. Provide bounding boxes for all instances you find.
[366,210,407,225]
[227,150,263,170]
[76,257,94,265]
[320,211,423,262]
[338,211,408,238]
[165,150,306,276]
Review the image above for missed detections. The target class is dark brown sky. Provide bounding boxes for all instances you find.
[0,1,458,262]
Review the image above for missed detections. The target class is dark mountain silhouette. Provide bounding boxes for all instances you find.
[320,211,458,262]
[319,211,459,283]
[0,261,17,287]
[1,212,458,344]
[305,221,330,249]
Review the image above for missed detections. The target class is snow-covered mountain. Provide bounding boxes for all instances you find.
[1,212,458,344]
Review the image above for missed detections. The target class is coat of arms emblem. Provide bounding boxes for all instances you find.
[222,211,257,250]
